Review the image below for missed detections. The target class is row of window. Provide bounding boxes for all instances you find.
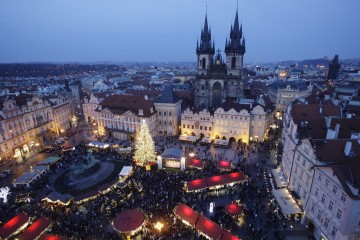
[311,206,338,237]
[158,111,172,116]
[183,124,212,131]
[318,173,347,202]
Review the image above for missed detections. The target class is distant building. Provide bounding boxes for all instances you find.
[327,55,340,81]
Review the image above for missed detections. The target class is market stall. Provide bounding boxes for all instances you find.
[161,148,183,168]
[42,192,73,206]
[37,156,62,166]
[112,209,145,237]
[87,141,110,149]
[173,204,200,226]
[200,137,212,145]
[196,215,223,239]
[272,188,302,215]
[17,217,51,240]
[38,234,69,240]
[217,160,232,171]
[0,212,30,240]
[224,203,243,216]
[13,166,48,188]
[118,166,133,182]
[272,168,287,188]
[187,159,205,169]
[185,172,246,192]
[214,139,229,148]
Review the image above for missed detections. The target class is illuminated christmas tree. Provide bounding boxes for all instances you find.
[134,120,156,167]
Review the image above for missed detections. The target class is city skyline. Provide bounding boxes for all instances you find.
[0,0,360,63]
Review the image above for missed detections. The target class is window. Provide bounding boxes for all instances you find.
[209,127,212,131]
[328,201,333,211]
[187,125,190,129]
[204,126,207,130]
[325,179,329,187]
[331,227,337,237]
[191,125,194,129]
[318,173,323,182]
[315,188,319,197]
[333,186,337,194]
[341,193,346,202]
[183,124,185,128]
[159,112,162,115]
[311,203,315,212]
[324,218,329,228]
[317,211,322,220]
[321,194,325,204]
[200,126,202,130]
[336,209,342,220]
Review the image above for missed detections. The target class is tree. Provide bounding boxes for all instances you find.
[134,120,156,167]
[0,187,11,203]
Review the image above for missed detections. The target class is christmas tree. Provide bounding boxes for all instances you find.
[134,120,156,167]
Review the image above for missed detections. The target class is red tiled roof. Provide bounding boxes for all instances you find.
[0,212,30,239]
[17,217,51,240]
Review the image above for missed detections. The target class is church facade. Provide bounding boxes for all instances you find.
[194,10,245,109]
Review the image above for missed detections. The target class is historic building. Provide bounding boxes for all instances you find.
[194,10,245,109]
[154,85,182,136]
[93,94,157,140]
[0,94,54,161]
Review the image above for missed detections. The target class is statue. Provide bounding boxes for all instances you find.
[70,153,99,176]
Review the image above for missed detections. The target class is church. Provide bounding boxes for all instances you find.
[194,9,245,109]
[181,9,274,143]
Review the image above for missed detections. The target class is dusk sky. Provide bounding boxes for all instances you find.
[0,0,359,63]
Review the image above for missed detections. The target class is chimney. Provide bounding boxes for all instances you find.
[144,95,148,100]
[344,141,352,157]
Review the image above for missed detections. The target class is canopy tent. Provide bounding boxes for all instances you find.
[13,166,48,187]
[200,137,212,144]
[218,160,232,171]
[272,189,302,215]
[185,172,246,192]
[174,204,200,226]
[17,217,51,240]
[62,144,74,151]
[37,156,61,166]
[112,209,145,233]
[272,168,287,188]
[187,159,205,169]
[161,148,183,159]
[214,139,229,147]
[39,234,69,240]
[87,141,110,149]
[174,204,240,240]
[179,135,198,143]
[0,212,30,240]
[43,192,73,205]
[224,203,243,216]
[119,166,133,176]
[196,215,223,240]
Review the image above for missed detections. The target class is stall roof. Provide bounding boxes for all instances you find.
[272,168,287,188]
[196,215,223,240]
[0,212,29,239]
[119,166,133,176]
[218,160,231,170]
[37,156,61,166]
[272,189,302,215]
[44,192,73,205]
[187,159,204,169]
[214,139,229,145]
[39,234,69,240]
[186,179,208,191]
[113,209,145,233]
[87,141,110,149]
[185,172,246,192]
[161,148,183,159]
[13,166,48,185]
[201,137,212,143]
[224,203,243,216]
[221,230,241,240]
[174,204,200,226]
[17,217,51,240]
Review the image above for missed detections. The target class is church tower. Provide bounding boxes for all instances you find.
[196,13,215,75]
[194,8,245,109]
[225,9,245,77]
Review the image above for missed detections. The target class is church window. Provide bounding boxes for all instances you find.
[202,58,206,69]
[231,57,236,69]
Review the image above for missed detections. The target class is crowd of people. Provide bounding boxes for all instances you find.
[0,132,300,240]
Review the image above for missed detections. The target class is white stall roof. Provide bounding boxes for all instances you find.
[119,166,133,176]
[272,188,302,215]
[201,137,212,143]
[272,168,287,188]
[13,166,48,185]
[214,139,229,145]
[88,141,110,149]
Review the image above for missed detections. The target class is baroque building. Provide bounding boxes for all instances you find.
[194,10,245,109]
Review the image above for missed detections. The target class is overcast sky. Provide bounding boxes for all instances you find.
[0,0,359,63]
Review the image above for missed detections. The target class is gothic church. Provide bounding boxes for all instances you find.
[194,10,245,109]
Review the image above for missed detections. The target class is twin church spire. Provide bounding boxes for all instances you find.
[196,9,245,56]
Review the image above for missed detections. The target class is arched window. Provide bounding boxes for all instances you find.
[202,58,206,69]
[231,57,236,69]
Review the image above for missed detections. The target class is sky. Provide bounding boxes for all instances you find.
[0,0,359,63]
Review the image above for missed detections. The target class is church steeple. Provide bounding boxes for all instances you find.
[197,13,214,55]
[225,9,245,54]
